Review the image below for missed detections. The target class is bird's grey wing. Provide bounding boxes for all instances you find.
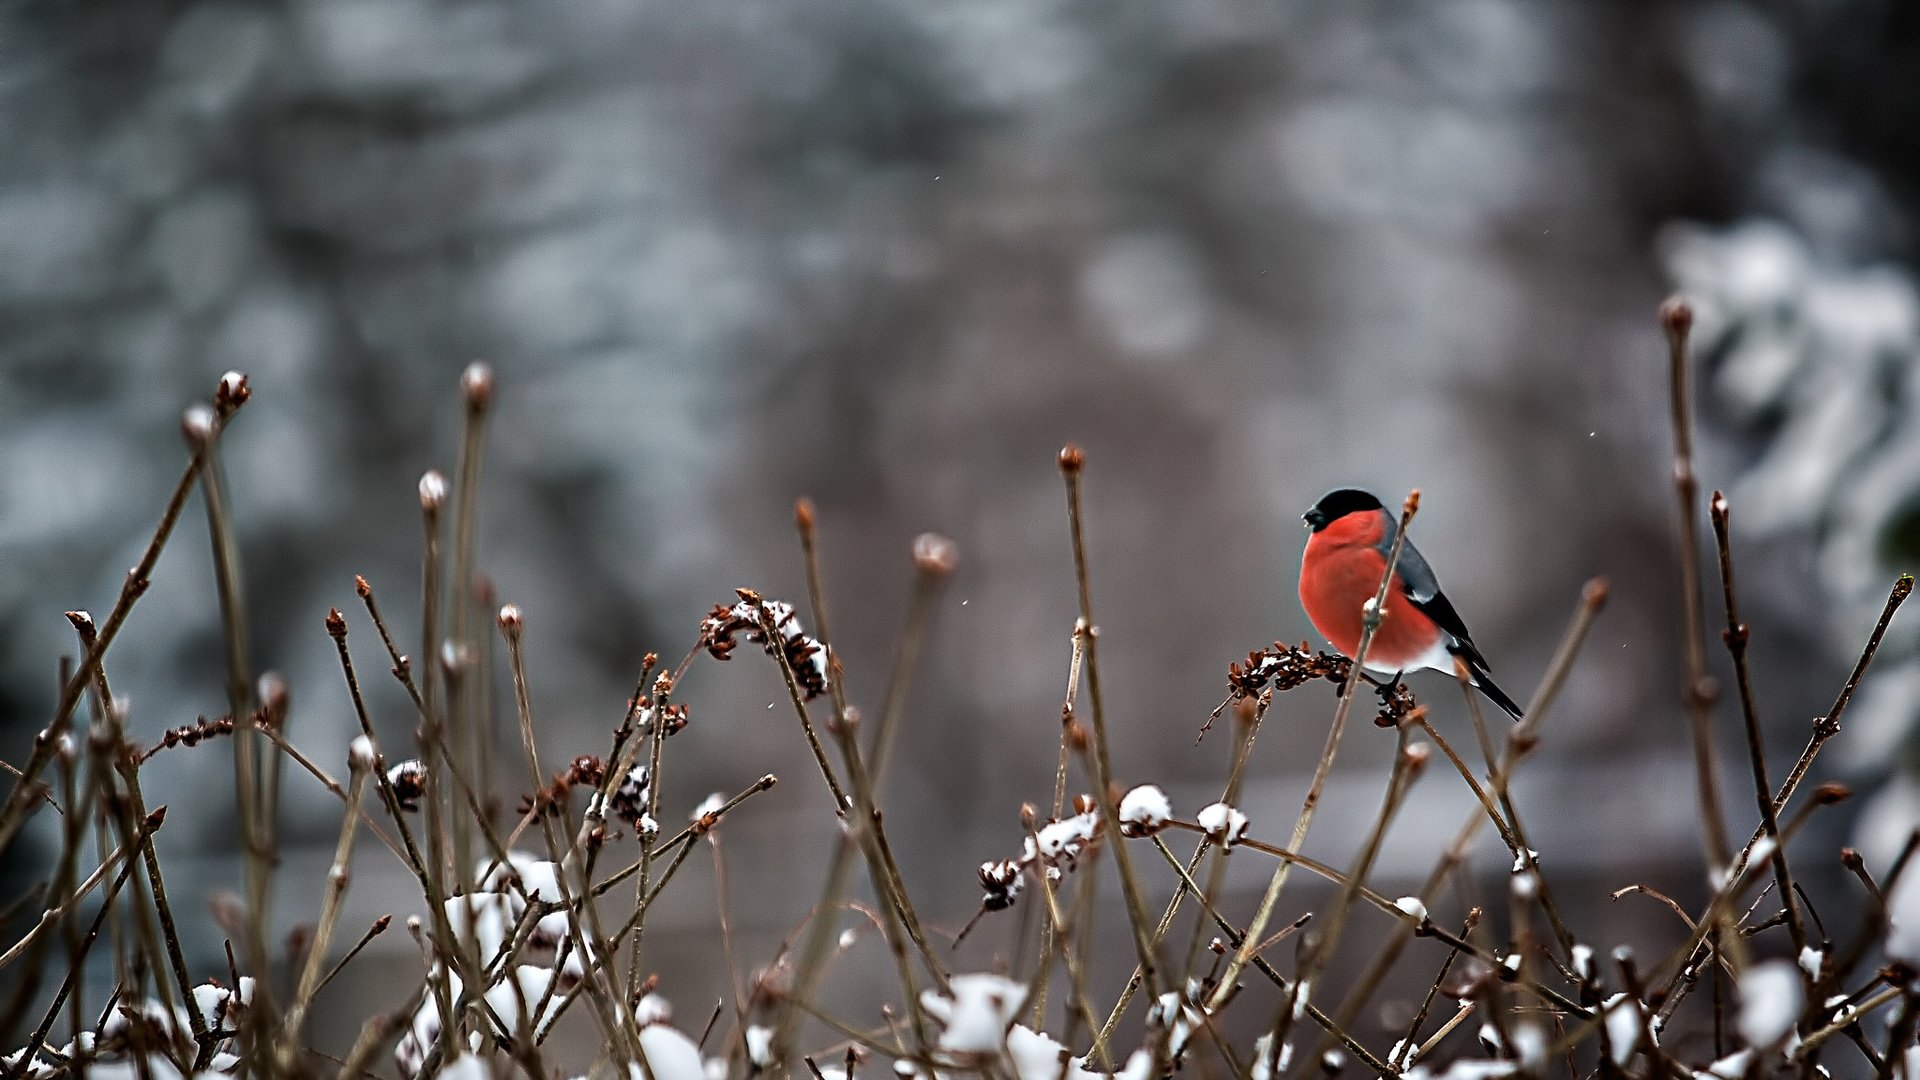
[1389,535,1490,671]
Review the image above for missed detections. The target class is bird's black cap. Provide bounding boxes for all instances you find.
[1303,488,1383,531]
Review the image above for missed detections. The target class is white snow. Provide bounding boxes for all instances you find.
[1117,785,1172,836]
[1798,945,1824,981]
[921,974,1025,1056]
[636,1023,709,1080]
[1736,960,1803,1049]
[1603,993,1641,1066]
[1196,802,1249,845]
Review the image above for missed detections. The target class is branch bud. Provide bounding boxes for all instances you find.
[418,469,448,514]
[1659,295,1693,343]
[461,362,494,412]
[214,371,251,418]
[181,403,218,448]
[912,532,958,578]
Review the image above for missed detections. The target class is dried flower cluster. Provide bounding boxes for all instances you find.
[1225,641,1420,727]
[699,595,830,701]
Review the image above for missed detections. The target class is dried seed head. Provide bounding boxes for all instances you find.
[461,362,494,411]
[325,608,348,640]
[214,371,251,417]
[418,470,448,513]
[794,496,816,533]
[497,604,523,637]
[386,760,427,811]
[181,403,218,447]
[1659,295,1693,341]
[1057,443,1085,474]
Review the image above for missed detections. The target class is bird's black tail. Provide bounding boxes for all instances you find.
[1473,669,1524,720]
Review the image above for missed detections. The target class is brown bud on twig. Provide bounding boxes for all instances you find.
[1020,803,1038,829]
[418,470,448,514]
[461,362,494,412]
[355,575,372,598]
[65,610,95,635]
[1814,782,1851,804]
[497,604,523,638]
[1066,720,1090,753]
[1583,577,1610,609]
[1401,489,1421,520]
[214,371,251,418]
[794,497,816,533]
[1659,295,1693,342]
[181,403,218,448]
[1841,847,1864,870]
[325,608,348,640]
[912,532,958,578]
[1057,443,1085,474]
[145,805,168,829]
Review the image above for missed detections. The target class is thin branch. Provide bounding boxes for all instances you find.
[1662,296,1732,873]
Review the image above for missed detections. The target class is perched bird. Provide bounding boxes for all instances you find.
[1299,488,1524,719]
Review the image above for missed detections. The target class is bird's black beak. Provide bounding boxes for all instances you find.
[1303,510,1325,531]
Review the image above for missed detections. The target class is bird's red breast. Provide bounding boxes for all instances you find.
[1299,511,1445,669]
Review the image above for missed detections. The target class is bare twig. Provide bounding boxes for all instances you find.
[1662,296,1732,873]
[1709,492,1804,953]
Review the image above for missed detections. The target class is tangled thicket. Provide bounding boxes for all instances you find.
[4,300,1920,1080]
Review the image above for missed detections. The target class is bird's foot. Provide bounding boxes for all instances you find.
[1373,670,1405,701]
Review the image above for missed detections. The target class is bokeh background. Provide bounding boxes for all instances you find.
[4,0,1920,1064]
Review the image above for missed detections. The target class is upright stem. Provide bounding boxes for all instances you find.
[1709,493,1804,954]
[449,363,493,884]
[1663,297,1732,873]
[191,385,278,1046]
[1057,446,1162,1004]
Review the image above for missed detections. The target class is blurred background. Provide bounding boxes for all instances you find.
[4,0,1920,1065]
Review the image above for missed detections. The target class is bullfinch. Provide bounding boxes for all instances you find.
[1299,488,1524,719]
